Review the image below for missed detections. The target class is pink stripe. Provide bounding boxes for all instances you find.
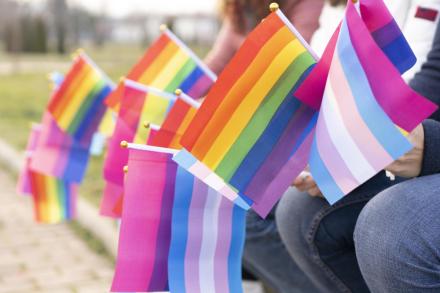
[111,149,169,292]
[315,110,358,194]
[359,0,393,32]
[184,179,208,293]
[189,162,212,180]
[99,181,123,218]
[346,3,437,131]
[187,75,213,99]
[214,197,233,293]
[329,54,393,170]
[252,132,313,218]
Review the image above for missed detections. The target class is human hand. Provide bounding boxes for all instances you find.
[386,124,424,178]
[292,171,323,197]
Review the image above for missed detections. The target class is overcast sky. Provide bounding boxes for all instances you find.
[17,0,217,17]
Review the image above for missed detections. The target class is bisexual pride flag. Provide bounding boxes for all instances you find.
[48,50,114,141]
[308,1,437,204]
[295,0,417,110]
[168,166,246,293]
[105,26,216,110]
[175,7,318,217]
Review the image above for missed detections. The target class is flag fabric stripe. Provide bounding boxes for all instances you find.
[164,59,197,92]
[214,52,314,180]
[181,13,285,149]
[150,49,191,89]
[189,26,294,159]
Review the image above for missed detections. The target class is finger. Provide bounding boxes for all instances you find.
[308,186,322,197]
[294,177,317,191]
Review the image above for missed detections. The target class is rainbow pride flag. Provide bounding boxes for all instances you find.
[111,146,178,292]
[175,8,317,217]
[30,113,90,183]
[150,90,200,149]
[105,27,216,110]
[101,80,176,217]
[309,1,437,204]
[17,123,42,195]
[29,171,77,224]
[48,50,114,141]
[168,166,246,293]
[295,0,417,110]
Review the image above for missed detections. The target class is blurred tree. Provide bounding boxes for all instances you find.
[50,0,68,54]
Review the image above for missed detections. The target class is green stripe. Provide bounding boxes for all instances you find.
[67,80,106,134]
[215,52,315,180]
[164,59,197,92]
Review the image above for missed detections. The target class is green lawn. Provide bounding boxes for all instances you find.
[0,43,210,207]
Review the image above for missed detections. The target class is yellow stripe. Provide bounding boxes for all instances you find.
[137,41,179,85]
[133,93,170,143]
[58,69,101,129]
[149,49,189,89]
[98,109,116,137]
[46,177,61,223]
[203,39,305,168]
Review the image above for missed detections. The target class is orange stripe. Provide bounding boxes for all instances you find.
[190,26,294,158]
[137,40,179,85]
[181,12,285,151]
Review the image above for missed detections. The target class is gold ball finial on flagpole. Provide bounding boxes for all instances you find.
[143,121,150,129]
[174,89,182,96]
[71,48,84,59]
[119,76,126,83]
[351,0,358,3]
[123,165,128,173]
[120,140,128,148]
[160,24,167,32]
[269,2,279,12]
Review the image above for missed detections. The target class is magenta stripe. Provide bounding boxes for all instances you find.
[244,106,313,203]
[184,178,208,293]
[315,110,358,194]
[214,197,234,293]
[252,131,313,218]
[359,0,393,31]
[187,75,212,99]
[329,54,393,170]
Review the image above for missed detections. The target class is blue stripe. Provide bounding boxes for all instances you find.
[233,195,252,210]
[308,138,344,204]
[380,36,416,75]
[62,145,90,183]
[73,85,112,141]
[337,19,412,159]
[228,67,314,192]
[228,204,246,293]
[179,66,204,93]
[168,166,194,293]
[173,149,198,169]
[289,112,318,158]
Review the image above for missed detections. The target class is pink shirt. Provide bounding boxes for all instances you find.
[205,0,324,74]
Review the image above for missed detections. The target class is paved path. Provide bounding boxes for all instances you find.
[0,171,114,293]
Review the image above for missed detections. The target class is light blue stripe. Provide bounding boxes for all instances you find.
[228,205,246,293]
[173,149,197,169]
[309,138,344,204]
[168,166,194,293]
[337,19,412,159]
[233,196,251,210]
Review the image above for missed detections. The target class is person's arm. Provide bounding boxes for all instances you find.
[203,20,244,75]
[286,0,324,43]
[420,119,440,175]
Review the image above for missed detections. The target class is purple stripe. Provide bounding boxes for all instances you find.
[148,160,178,291]
[252,131,313,218]
[184,178,208,293]
[214,197,234,293]
[370,20,401,48]
[315,109,358,194]
[187,75,213,99]
[244,106,314,203]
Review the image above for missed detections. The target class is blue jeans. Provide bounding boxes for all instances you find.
[243,171,403,293]
[355,174,440,292]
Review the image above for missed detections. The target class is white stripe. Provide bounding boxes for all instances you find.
[124,79,177,101]
[275,10,319,61]
[164,29,217,82]
[178,91,201,109]
[126,142,178,154]
[321,82,376,183]
[198,188,222,293]
[149,123,161,131]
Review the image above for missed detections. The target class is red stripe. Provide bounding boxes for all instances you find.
[180,13,284,150]
[415,6,438,22]
[48,58,86,113]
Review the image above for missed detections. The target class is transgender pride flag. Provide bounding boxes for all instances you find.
[309,1,437,204]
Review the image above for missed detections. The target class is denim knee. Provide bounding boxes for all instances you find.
[355,175,440,292]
